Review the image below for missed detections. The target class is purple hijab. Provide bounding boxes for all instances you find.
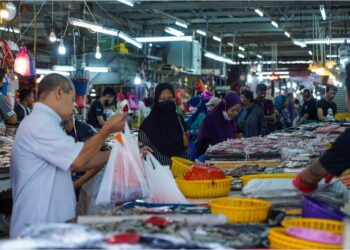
[196,92,241,156]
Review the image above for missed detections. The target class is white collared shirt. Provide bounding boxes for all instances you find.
[10,103,84,238]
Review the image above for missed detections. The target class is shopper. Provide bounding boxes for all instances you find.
[206,96,221,112]
[274,95,291,130]
[287,93,299,126]
[14,89,34,122]
[0,72,16,127]
[317,85,337,122]
[87,87,116,129]
[10,74,127,238]
[298,89,318,125]
[196,92,241,156]
[238,90,267,138]
[139,83,188,165]
[254,83,275,133]
[293,66,350,192]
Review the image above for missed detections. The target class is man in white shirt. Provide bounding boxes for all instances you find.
[10,74,127,238]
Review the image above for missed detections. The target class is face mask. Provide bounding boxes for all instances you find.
[222,111,231,121]
[104,100,110,106]
[158,100,176,113]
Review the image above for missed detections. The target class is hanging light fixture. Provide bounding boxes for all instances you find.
[58,38,66,55]
[49,0,56,42]
[14,47,31,76]
[95,33,102,59]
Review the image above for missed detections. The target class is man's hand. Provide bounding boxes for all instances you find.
[103,113,128,134]
[140,146,153,159]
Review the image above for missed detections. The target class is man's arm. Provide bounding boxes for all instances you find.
[5,114,17,125]
[298,113,309,125]
[299,160,328,188]
[317,108,327,122]
[71,113,126,171]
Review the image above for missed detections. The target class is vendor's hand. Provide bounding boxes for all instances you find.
[140,146,153,159]
[293,172,318,193]
[104,113,128,134]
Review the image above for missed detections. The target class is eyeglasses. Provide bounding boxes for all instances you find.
[158,97,175,102]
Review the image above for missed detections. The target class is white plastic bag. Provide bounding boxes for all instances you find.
[96,123,150,204]
[144,154,188,204]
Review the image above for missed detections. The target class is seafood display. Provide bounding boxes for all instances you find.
[0,136,13,170]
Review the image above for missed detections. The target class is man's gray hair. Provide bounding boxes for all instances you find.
[37,73,75,100]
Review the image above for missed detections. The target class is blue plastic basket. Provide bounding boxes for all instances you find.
[72,79,88,96]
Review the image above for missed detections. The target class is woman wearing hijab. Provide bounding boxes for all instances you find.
[139,83,188,165]
[274,95,291,130]
[196,92,241,157]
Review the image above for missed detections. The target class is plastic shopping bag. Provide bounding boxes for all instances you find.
[96,123,150,204]
[144,154,188,204]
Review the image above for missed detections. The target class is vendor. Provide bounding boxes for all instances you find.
[293,65,350,192]
[0,72,16,127]
[139,83,188,165]
[10,74,127,238]
[14,89,34,122]
[196,92,241,156]
[254,83,276,133]
[298,89,317,125]
[87,87,116,129]
[317,85,337,122]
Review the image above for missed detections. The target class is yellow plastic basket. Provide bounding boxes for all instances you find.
[335,113,350,120]
[240,173,296,187]
[209,197,271,223]
[171,157,193,178]
[282,218,343,234]
[176,176,232,198]
[268,228,342,249]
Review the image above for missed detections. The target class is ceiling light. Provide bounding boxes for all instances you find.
[136,36,192,43]
[53,65,75,71]
[320,5,326,20]
[238,53,245,58]
[213,36,222,42]
[257,54,263,59]
[0,26,20,34]
[117,0,134,7]
[196,30,207,36]
[69,18,142,49]
[271,21,279,28]
[238,46,245,51]
[327,55,339,58]
[293,40,307,48]
[95,45,102,59]
[308,50,313,56]
[0,9,9,19]
[84,67,110,73]
[164,27,184,37]
[134,75,142,85]
[204,52,234,64]
[259,71,290,75]
[36,69,70,76]
[49,31,57,43]
[227,43,234,47]
[58,38,66,55]
[254,9,264,17]
[295,38,348,45]
[284,31,290,38]
[175,21,188,29]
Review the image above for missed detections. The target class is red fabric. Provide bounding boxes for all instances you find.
[107,233,141,244]
[184,165,226,180]
[292,173,318,193]
[143,216,172,228]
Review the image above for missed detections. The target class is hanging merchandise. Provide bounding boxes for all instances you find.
[339,39,350,70]
[14,47,36,77]
[0,40,15,68]
[128,92,139,110]
[143,154,188,204]
[71,69,88,108]
[96,123,150,204]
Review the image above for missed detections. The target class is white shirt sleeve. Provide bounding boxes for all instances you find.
[32,121,84,171]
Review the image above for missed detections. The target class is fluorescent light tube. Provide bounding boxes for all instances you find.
[300,38,347,45]
[271,21,279,28]
[36,69,70,76]
[238,53,245,58]
[117,0,134,7]
[259,71,289,75]
[293,40,307,48]
[69,18,141,48]
[254,9,264,17]
[227,43,234,47]
[53,65,75,71]
[175,21,188,29]
[204,52,233,64]
[136,36,193,43]
[196,30,207,36]
[164,27,184,37]
[327,55,339,58]
[308,50,313,55]
[213,36,222,42]
[257,54,262,59]
[0,26,20,33]
[84,67,110,73]
[238,46,245,51]
[320,5,326,20]
[284,31,290,38]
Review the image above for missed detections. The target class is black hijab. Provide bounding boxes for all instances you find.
[140,83,186,157]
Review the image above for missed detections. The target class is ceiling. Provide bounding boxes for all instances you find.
[2,0,350,68]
